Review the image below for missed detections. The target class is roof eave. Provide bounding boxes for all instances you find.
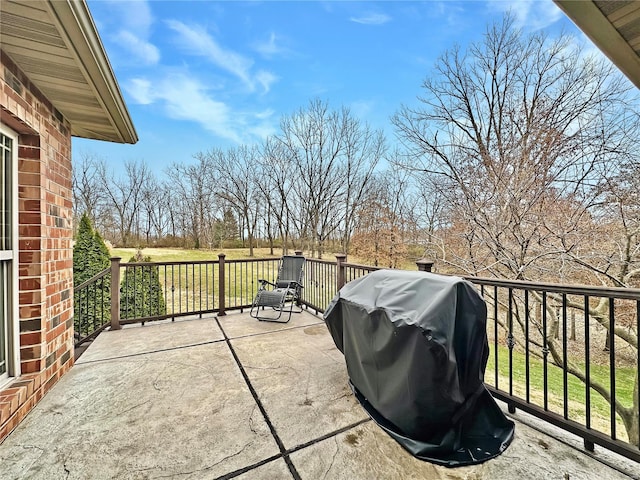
[555,0,640,90]
[45,0,138,144]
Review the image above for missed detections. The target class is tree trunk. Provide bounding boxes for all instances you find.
[570,310,576,341]
[553,308,560,339]
[620,376,639,447]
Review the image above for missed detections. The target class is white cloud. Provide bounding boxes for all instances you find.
[166,20,255,87]
[166,20,279,93]
[106,0,154,37]
[254,32,285,58]
[99,0,160,67]
[254,108,275,120]
[487,0,563,31]
[350,12,391,26]
[126,78,154,104]
[247,110,278,139]
[114,31,160,65]
[124,72,278,144]
[255,70,278,94]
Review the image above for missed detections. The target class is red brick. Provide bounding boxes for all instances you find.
[19,290,41,305]
[18,212,41,225]
[45,323,65,343]
[20,199,41,212]
[18,146,40,160]
[20,345,41,360]
[20,359,42,374]
[18,158,40,172]
[19,250,41,263]
[19,277,41,290]
[2,51,75,443]
[19,238,41,250]
[17,188,39,203]
[18,172,41,186]
[17,226,42,239]
[20,331,42,347]
[0,402,11,423]
[0,388,25,407]
[19,304,42,319]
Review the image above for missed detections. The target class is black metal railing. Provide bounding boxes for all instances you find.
[302,258,639,462]
[114,254,282,325]
[72,252,639,462]
[467,277,640,463]
[300,258,338,313]
[73,267,111,346]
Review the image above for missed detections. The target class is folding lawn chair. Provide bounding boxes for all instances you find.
[250,255,305,323]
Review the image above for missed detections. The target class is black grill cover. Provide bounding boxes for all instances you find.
[324,270,514,466]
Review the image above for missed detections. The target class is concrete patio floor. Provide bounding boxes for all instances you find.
[0,311,637,479]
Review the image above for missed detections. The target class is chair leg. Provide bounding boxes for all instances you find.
[251,292,297,323]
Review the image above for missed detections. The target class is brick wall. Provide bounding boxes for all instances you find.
[1,50,74,441]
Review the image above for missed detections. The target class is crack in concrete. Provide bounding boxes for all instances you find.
[151,442,252,479]
[248,404,259,435]
[329,392,351,402]
[152,367,165,391]
[120,399,152,416]
[321,436,340,480]
[18,444,46,453]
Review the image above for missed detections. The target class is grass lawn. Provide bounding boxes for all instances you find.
[486,343,636,442]
[109,246,419,269]
[110,247,281,262]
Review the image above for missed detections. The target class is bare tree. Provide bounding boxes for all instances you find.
[351,169,415,268]
[393,15,639,445]
[72,152,108,232]
[138,174,171,245]
[97,159,153,247]
[200,146,261,256]
[165,157,219,249]
[267,99,384,257]
[274,99,345,257]
[259,137,295,254]
[394,14,634,278]
[338,119,385,253]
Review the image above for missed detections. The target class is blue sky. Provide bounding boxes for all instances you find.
[73,0,593,174]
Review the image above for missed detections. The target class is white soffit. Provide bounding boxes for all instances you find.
[0,0,138,143]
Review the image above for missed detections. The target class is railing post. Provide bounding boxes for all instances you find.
[218,253,226,316]
[416,259,435,272]
[336,253,347,290]
[110,257,121,330]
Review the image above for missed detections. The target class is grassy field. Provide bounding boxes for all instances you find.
[111,247,281,262]
[486,343,635,442]
[111,249,282,316]
[110,246,420,270]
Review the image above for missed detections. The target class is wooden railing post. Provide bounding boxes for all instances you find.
[110,257,121,330]
[218,253,226,316]
[336,253,347,290]
[416,259,435,272]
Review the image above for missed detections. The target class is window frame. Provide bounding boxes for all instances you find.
[0,123,20,388]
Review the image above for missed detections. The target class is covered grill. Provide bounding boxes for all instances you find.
[324,269,514,467]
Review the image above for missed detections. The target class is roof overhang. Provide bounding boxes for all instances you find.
[0,0,138,143]
[555,0,640,89]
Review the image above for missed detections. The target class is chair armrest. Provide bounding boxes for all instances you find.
[258,279,276,288]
